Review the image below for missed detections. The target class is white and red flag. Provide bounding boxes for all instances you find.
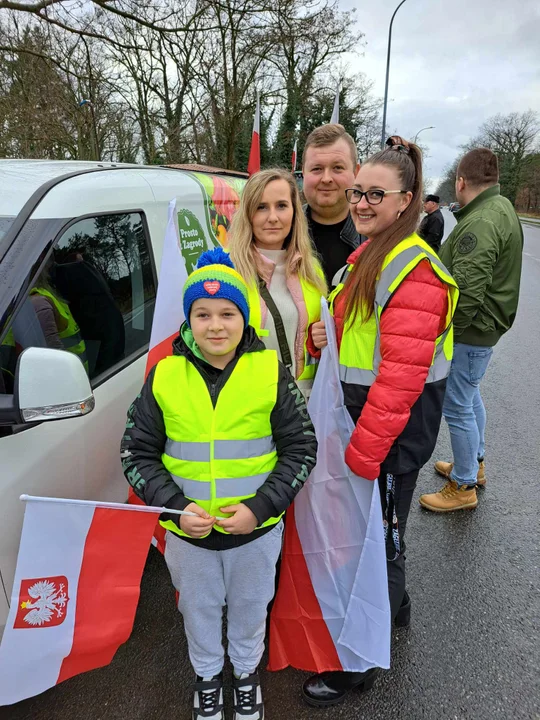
[330,82,340,124]
[146,198,188,373]
[247,91,261,176]
[0,495,186,705]
[269,299,390,674]
[291,138,298,172]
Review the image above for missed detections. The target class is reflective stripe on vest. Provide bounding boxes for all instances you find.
[30,287,89,370]
[336,233,459,388]
[152,350,281,538]
[165,436,275,462]
[247,272,323,381]
[170,473,272,500]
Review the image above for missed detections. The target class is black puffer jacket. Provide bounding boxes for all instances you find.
[121,325,318,551]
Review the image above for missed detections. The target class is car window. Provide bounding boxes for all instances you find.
[0,212,156,402]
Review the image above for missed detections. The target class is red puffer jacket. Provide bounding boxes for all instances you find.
[308,242,449,480]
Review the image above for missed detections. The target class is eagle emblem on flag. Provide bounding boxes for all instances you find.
[14,576,69,629]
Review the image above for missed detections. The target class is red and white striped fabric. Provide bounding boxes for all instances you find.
[247,92,261,176]
[268,299,390,673]
[0,497,162,705]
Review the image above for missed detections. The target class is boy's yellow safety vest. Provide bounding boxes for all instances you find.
[247,275,322,381]
[30,287,89,372]
[329,233,459,386]
[153,349,282,539]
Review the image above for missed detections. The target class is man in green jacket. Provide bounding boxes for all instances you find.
[419,148,523,512]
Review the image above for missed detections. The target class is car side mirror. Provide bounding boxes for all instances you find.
[0,347,94,426]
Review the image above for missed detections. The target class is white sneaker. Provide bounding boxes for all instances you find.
[193,673,224,720]
[232,672,264,720]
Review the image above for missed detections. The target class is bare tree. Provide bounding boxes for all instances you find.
[268,0,362,165]
[515,153,540,213]
[0,0,379,168]
[0,0,217,41]
[192,0,277,168]
[0,13,138,160]
[479,110,539,206]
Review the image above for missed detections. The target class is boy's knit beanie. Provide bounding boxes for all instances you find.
[183,247,250,327]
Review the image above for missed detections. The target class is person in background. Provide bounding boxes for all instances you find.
[418,193,444,252]
[302,124,365,287]
[121,248,317,720]
[30,264,89,372]
[53,251,125,376]
[303,136,458,707]
[228,168,327,399]
[419,148,523,512]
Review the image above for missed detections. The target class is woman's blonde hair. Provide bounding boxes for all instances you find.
[228,168,327,295]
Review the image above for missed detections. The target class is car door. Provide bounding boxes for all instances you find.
[0,207,158,629]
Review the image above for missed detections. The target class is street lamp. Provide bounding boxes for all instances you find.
[380,0,408,149]
[413,126,435,144]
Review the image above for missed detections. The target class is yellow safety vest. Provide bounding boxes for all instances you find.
[247,274,322,381]
[330,233,459,386]
[153,350,282,539]
[30,287,89,372]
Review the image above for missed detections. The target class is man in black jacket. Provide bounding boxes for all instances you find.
[121,248,317,720]
[418,194,444,253]
[302,124,365,287]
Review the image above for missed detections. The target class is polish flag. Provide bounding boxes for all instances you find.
[291,139,298,172]
[247,92,261,176]
[268,300,390,673]
[330,82,340,124]
[0,496,167,706]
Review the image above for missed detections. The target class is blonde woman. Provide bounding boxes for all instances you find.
[229,168,327,397]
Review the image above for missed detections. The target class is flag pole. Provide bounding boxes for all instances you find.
[20,494,197,516]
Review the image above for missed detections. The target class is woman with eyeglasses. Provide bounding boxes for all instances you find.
[303,136,459,707]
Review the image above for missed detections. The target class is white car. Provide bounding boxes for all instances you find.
[0,160,245,631]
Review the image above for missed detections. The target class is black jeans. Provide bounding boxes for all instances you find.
[377,466,420,622]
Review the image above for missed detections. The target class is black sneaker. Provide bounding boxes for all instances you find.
[193,673,224,720]
[232,672,264,720]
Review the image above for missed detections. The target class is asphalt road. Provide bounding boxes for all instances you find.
[2,211,539,720]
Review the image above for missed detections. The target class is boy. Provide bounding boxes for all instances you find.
[121,248,317,720]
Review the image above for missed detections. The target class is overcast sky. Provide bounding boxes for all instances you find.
[340,0,540,190]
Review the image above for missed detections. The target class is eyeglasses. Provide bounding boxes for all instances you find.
[345,188,407,205]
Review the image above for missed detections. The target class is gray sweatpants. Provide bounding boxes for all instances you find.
[164,523,283,678]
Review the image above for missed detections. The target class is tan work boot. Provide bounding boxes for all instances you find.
[419,480,478,512]
[434,460,486,487]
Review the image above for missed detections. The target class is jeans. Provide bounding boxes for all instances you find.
[377,466,419,622]
[442,342,493,487]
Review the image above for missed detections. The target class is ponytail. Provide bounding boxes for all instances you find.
[344,136,423,324]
